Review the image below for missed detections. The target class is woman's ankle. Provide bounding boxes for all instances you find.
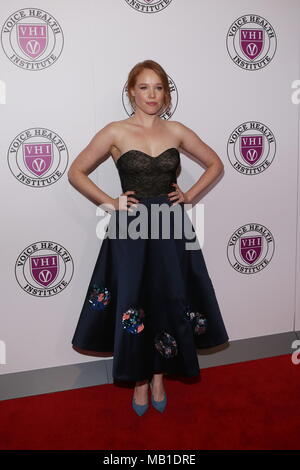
[151,373,164,384]
[135,380,149,387]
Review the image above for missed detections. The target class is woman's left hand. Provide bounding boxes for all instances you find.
[168,183,187,206]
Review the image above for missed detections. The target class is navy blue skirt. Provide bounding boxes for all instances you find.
[71,195,229,383]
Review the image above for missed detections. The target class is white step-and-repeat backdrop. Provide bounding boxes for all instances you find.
[1,0,299,374]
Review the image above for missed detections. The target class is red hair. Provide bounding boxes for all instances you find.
[126,60,171,115]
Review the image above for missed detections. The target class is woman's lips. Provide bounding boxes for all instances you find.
[146,102,157,106]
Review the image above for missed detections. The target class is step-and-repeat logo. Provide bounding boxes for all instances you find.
[124,0,173,14]
[122,75,178,119]
[226,14,277,70]
[15,241,74,297]
[227,223,275,273]
[7,127,68,187]
[227,121,276,175]
[1,8,64,70]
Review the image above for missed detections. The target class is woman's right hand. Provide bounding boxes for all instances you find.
[112,190,140,213]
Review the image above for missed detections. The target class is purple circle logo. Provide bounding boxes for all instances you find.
[1,8,64,70]
[226,14,277,70]
[227,223,275,274]
[7,127,69,187]
[15,241,74,297]
[227,121,276,175]
[124,0,173,14]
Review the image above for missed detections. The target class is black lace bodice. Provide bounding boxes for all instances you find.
[116,147,180,199]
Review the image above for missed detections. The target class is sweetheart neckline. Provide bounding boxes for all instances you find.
[115,147,179,165]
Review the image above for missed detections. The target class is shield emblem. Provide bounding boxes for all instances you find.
[240,135,263,165]
[30,254,59,287]
[17,23,48,60]
[240,29,264,60]
[240,236,262,265]
[23,142,53,177]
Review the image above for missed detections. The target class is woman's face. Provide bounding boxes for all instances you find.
[130,68,166,115]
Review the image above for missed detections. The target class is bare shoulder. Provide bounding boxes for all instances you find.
[166,120,196,146]
[167,120,223,167]
[68,121,121,176]
[95,120,121,136]
[167,120,192,137]
[92,120,126,147]
[112,118,132,130]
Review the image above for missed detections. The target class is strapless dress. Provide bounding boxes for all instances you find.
[71,148,229,383]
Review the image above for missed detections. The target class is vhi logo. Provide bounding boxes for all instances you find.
[15,241,74,297]
[226,14,277,70]
[1,8,64,70]
[7,127,69,187]
[227,121,276,175]
[227,223,275,273]
[124,0,173,14]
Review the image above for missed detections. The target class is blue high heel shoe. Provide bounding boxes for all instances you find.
[132,392,149,416]
[150,382,167,413]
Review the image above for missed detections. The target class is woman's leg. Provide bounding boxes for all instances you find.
[133,379,149,406]
[150,372,165,401]
[133,372,166,405]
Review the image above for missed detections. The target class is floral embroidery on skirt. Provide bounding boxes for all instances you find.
[88,284,111,311]
[122,307,145,334]
[154,332,178,358]
[184,304,207,335]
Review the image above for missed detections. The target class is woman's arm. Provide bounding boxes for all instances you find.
[172,121,224,203]
[67,122,117,207]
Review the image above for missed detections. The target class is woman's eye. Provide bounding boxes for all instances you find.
[140,86,163,90]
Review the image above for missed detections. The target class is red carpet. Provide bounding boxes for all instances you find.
[0,354,299,450]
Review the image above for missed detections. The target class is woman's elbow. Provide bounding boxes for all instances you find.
[67,167,73,182]
[213,159,224,177]
[67,165,78,183]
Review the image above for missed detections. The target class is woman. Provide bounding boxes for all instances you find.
[68,59,229,416]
